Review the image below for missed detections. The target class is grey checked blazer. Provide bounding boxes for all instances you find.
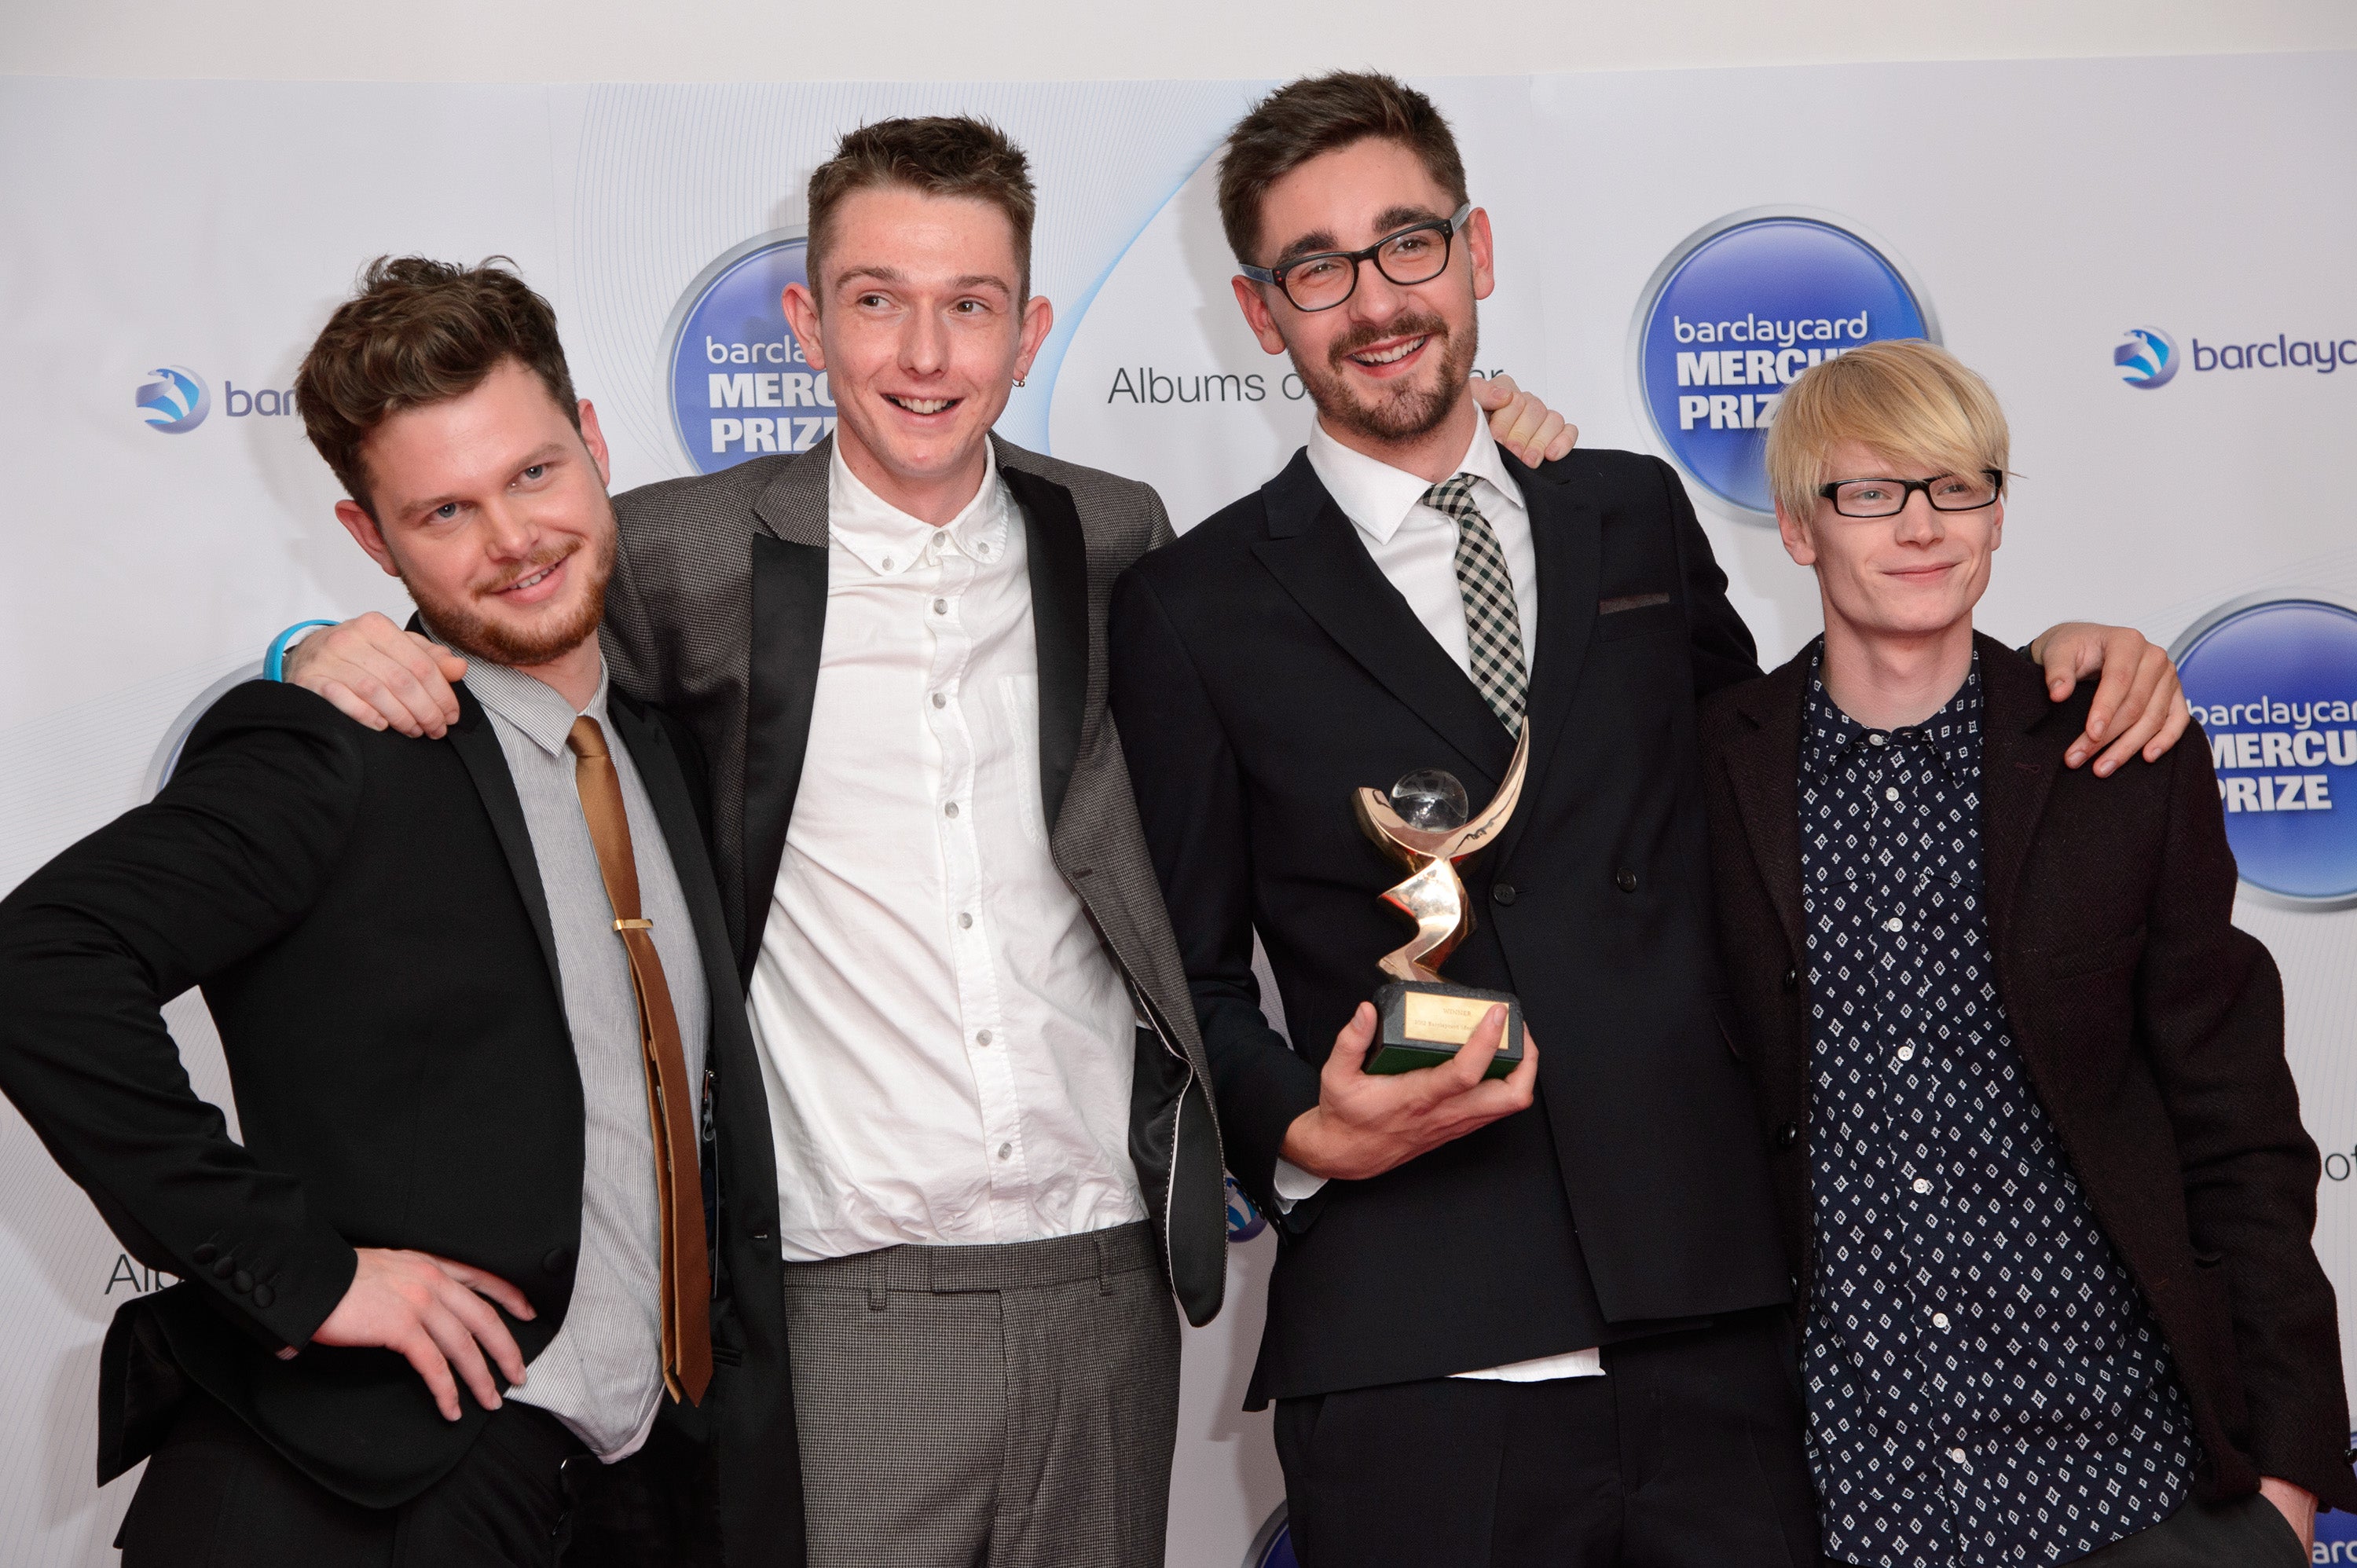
[599,434,1228,1326]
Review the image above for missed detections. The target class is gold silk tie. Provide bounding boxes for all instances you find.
[565,715,713,1405]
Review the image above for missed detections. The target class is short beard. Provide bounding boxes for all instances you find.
[1289,310,1479,446]
[400,509,614,670]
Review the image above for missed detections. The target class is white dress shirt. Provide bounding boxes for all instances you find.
[745,443,1146,1262]
[1284,416,1602,1384]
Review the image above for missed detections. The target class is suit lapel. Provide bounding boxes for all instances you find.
[1250,449,1515,786]
[739,442,834,978]
[1972,634,2066,960]
[1725,654,1814,965]
[1000,460,1088,833]
[1486,457,1600,869]
[445,690,564,996]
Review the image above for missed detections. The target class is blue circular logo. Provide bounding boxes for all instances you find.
[2114,327,2179,390]
[1632,210,1936,522]
[662,230,837,474]
[1224,1174,1267,1243]
[2174,596,2357,907]
[137,365,210,434]
[1242,1504,1296,1568]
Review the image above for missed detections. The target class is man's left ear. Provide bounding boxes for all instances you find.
[1988,495,2003,551]
[1466,207,1496,303]
[1017,294,1055,382]
[577,400,612,489]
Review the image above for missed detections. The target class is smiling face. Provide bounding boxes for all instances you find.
[1776,438,2003,647]
[781,184,1054,523]
[332,357,615,671]
[1230,136,1493,457]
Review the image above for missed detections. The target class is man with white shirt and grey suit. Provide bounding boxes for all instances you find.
[286,116,1582,1566]
[0,258,797,1565]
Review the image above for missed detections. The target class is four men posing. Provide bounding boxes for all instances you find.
[0,67,2341,1568]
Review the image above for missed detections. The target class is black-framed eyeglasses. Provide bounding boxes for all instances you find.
[1817,470,2003,518]
[1238,203,1474,313]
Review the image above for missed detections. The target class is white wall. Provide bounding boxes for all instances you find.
[4,0,2354,82]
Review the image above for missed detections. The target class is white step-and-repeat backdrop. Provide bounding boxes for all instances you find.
[2,50,2353,1566]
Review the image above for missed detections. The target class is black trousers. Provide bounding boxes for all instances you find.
[1274,1309,1821,1568]
[116,1392,590,1568]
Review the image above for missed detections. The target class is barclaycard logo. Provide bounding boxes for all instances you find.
[1224,1175,1267,1243]
[137,365,210,434]
[1242,1504,1296,1568]
[2114,327,2179,390]
[661,228,838,475]
[1629,208,1937,524]
[2175,595,2357,910]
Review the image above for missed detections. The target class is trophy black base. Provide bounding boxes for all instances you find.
[1367,981,1524,1080]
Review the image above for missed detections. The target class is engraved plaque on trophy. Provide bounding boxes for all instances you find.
[1349,727,1530,1079]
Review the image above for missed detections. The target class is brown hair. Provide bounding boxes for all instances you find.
[295,256,578,514]
[806,116,1037,299]
[1764,339,2010,523]
[1217,71,1470,268]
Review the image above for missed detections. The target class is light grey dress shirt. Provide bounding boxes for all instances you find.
[464,657,710,1460]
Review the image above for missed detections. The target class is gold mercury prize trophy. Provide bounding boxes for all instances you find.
[1351,725,1530,1079]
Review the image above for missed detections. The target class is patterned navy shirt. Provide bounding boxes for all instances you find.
[1797,650,2198,1568]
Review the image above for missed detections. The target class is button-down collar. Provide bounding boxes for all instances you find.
[1306,412,1525,549]
[1801,643,1982,789]
[827,439,1010,578]
[460,650,612,757]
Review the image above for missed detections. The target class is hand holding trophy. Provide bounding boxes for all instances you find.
[1351,726,1530,1079]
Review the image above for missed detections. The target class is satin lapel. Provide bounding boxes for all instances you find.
[604,696,742,1004]
[445,690,564,996]
[1249,449,1514,786]
[1001,463,1088,833]
[1485,458,1600,870]
[1973,635,2066,960]
[740,533,829,980]
[1724,661,1813,964]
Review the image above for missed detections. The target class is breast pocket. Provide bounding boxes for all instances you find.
[1595,595,1680,643]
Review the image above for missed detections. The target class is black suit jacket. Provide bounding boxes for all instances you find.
[0,679,801,1544]
[1110,445,1791,1405]
[600,434,1228,1325]
[1698,633,2356,1511]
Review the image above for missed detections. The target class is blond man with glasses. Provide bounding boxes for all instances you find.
[1699,338,2351,1566]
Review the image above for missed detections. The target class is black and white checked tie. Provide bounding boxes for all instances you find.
[1423,473,1527,731]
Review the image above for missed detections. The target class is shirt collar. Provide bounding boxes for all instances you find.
[827,439,1010,577]
[461,652,613,759]
[1802,642,1983,782]
[1304,412,1527,548]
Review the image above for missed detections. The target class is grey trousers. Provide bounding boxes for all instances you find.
[782,1220,1180,1568]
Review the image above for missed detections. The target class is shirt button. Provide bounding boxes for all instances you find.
[1932,1310,1950,1328]
[933,598,948,615]
[932,692,946,709]
[944,801,959,819]
[976,1029,992,1046]
[1948,1447,1967,1464]
[1885,786,1900,802]
[1615,869,1638,893]
[1912,1178,1931,1194]
[959,912,973,929]
[1869,733,1888,746]
[1883,916,1903,932]
[1896,1044,1914,1062]
[996,1142,1012,1160]
[882,555,895,571]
